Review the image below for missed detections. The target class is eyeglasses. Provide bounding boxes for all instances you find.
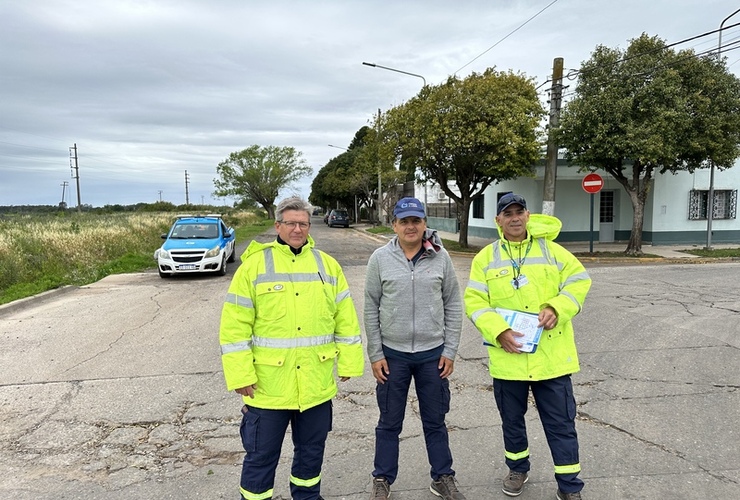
[278,221,311,230]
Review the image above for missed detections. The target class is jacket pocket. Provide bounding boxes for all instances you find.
[255,282,288,321]
[315,347,339,393]
[316,346,339,364]
[485,267,515,301]
[252,352,287,398]
[428,304,445,330]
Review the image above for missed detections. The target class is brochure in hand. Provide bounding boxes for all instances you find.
[495,308,544,353]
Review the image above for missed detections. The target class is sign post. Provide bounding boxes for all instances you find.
[582,173,604,253]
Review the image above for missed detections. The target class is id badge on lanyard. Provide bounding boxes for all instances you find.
[511,274,529,289]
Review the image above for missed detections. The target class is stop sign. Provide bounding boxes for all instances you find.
[582,173,604,194]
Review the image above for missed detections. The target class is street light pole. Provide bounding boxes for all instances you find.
[362,62,426,86]
[707,7,740,250]
[363,62,427,224]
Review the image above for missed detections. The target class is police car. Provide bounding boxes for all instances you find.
[155,214,236,278]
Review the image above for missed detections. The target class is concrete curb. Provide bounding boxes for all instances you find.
[0,285,78,317]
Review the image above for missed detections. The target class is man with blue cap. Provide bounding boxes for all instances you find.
[365,197,466,500]
[464,193,591,500]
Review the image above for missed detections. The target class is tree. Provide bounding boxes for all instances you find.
[309,126,404,223]
[382,68,545,247]
[557,34,740,254]
[213,145,312,219]
[309,151,358,213]
[354,122,406,223]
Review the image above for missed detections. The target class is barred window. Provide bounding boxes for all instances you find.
[473,195,485,219]
[688,189,737,220]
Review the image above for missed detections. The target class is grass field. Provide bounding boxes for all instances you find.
[0,211,269,306]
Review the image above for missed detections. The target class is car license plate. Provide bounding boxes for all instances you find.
[179,264,197,270]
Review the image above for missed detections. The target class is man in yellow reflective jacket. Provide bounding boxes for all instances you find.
[464,193,591,500]
[220,197,364,500]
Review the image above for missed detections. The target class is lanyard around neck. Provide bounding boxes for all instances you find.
[501,238,533,279]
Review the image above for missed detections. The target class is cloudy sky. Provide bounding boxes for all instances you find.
[2,0,739,208]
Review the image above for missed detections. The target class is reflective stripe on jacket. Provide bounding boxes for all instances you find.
[219,235,364,411]
[464,214,591,381]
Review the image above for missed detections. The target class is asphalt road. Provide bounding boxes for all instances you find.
[1,217,738,499]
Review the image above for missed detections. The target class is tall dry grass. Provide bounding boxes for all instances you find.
[0,211,262,305]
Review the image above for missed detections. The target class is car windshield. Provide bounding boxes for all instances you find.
[171,223,219,239]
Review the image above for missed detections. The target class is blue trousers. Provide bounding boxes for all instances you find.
[373,356,454,484]
[239,401,332,500]
[493,375,583,493]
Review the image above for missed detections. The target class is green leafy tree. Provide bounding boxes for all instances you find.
[310,151,357,213]
[354,122,406,223]
[214,145,312,219]
[383,68,545,247]
[309,126,403,222]
[557,34,740,254]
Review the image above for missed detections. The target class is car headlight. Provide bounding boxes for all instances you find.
[204,245,221,258]
[159,248,170,259]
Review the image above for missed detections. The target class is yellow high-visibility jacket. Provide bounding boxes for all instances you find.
[219,236,364,411]
[464,214,591,381]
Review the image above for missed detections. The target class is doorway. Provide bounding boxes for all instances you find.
[599,190,615,243]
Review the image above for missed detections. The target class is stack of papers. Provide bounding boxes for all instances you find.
[495,308,544,353]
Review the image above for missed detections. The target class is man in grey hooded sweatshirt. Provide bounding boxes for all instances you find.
[364,197,465,500]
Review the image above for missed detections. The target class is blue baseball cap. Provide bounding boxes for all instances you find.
[497,193,527,214]
[393,197,426,219]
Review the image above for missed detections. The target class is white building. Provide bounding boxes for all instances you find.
[422,160,740,245]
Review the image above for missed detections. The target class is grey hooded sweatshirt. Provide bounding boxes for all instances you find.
[364,228,463,363]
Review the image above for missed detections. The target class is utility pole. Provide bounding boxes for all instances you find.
[376,108,382,225]
[184,170,190,205]
[542,58,564,216]
[60,181,68,208]
[707,7,740,249]
[69,143,82,213]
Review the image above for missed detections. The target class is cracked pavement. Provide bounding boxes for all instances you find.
[0,222,738,499]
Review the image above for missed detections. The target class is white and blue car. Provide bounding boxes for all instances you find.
[155,214,236,278]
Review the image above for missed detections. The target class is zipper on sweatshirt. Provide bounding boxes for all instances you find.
[410,261,416,352]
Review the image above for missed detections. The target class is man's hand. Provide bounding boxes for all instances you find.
[235,384,257,398]
[371,359,390,384]
[497,328,525,353]
[538,306,558,330]
[438,356,455,379]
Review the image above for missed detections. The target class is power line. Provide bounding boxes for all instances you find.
[454,0,561,75]
[562,21,740,82]
[0,140,66,154]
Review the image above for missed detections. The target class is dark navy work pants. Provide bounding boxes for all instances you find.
[373,355,454,484]
[493,375,583,493]
[239,401,332,500]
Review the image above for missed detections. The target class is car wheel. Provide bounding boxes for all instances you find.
[218,254,228,276]
[158,269,170,278]
[227,246,236,263]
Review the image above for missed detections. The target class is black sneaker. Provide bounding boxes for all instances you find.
[430,474,466,500]
[502,470,528,497]
[556,490,582,500]
[370,476,391,500]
